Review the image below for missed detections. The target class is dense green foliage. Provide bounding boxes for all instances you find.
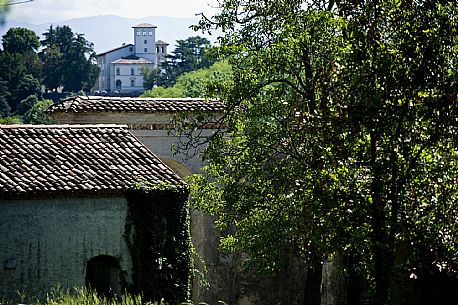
[185,1,458,304]
[156,36,216,87]
[0,27,42,114]
[0,25,98,122]
[23,99,55,124]
[40,25,99,92]
[142,61,231,98]
[125,182,191,303]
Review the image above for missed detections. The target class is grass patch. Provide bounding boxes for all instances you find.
[0,287,194,305]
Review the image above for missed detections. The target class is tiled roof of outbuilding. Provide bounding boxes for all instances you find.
[46,96,224,114]
[0,125,184,197]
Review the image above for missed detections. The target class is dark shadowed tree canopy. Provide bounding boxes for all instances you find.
[2,27,40,54]
[40,25,99,92]
[0,28,42,113]
[184,1,458,304]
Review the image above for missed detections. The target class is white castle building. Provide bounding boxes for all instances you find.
[95,23,168,95]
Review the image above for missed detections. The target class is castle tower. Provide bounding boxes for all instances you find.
[155,40,169,66]
[133,23,157,66]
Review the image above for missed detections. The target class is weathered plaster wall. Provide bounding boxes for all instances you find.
[0,197,132,300]
[49,111,341,304]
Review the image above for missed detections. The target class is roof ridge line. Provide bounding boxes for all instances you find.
[0,124,128,129]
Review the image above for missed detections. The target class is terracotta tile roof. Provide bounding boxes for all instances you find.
[156,40,169,45]
[111,57,153,64]
[0,125,184,198]
[46,96,224,114]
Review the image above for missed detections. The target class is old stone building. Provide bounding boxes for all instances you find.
[0,125,188,301]
[96,23,168,95]
[45,96,344,305]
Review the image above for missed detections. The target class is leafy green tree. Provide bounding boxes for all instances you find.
[2,27,40,54]
[0,27,43,114]
[142,66,160,89]
[142,61,231,98]
[186,1,458,304]
[40,25,99,92]
[23,99,55,124]
[0,77,11,117]
[0,51,42,112]
[159,36,215,86]
[15,74,41,101]
[15,94,38,116]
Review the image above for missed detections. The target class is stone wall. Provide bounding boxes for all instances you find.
[0,197,132,300]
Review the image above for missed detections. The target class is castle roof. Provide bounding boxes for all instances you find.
[0,125,184,198]
[96,44,134,57]
[111,57,153,64]
[156,40,169,45]
[46,96,224,114]
[133,23,157,28]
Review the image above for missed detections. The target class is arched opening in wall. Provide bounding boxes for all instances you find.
[159,157,193,179]
[85,255,121,297]
[116,80,122,90]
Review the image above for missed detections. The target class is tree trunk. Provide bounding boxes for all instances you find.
[370,131,391,305]
[303,253,323,305]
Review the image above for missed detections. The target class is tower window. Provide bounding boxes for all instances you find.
[148,30,153,36]
[144,39,147,44]
[144,48,148,52]
[142,30,147,36]
[131,79,135,87]
[136,30,141,36]
[131,68,134,75]
[116,68,120,75]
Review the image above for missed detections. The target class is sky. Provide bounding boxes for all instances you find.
[6,0,219,24]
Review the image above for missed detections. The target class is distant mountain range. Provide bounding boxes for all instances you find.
[0,15,220,53]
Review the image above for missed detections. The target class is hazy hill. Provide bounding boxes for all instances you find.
[0,15,219,53]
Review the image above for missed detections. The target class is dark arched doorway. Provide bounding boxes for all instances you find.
[116,80,122,90]
[85,255,121,296]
